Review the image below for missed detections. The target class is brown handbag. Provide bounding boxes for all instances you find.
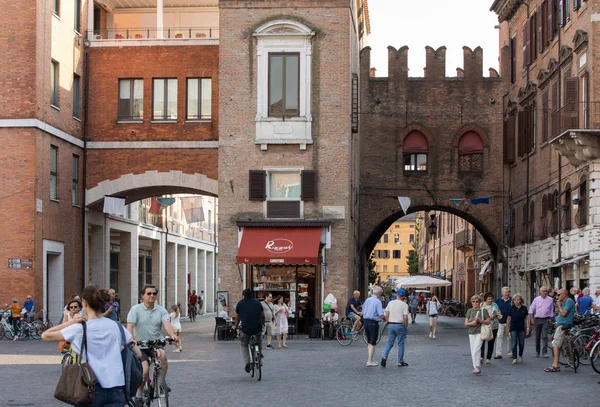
[54,322,98,405]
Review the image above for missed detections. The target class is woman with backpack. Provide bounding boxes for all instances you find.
[42,285,141,406]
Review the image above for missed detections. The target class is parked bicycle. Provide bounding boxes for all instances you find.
[0,312,34,340]
[557,326,580,372]
[136,337,174,407]
[247,334,262,381]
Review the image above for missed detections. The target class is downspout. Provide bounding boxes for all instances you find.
[81,50,90,290]
[557,11,563,265]
[524,0,531,289]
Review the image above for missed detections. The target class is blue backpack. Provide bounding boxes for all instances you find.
[116,322,143,406]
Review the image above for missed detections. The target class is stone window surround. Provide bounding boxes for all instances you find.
[254,20,315,151]
[263,166,305,218]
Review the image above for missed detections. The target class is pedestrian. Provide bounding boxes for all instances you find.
[101,288,119,322]
[408,291,418,323]
[418,292,425,314]
[480,292,501,364]
[189,290,198,316]
[199,290,204,314]
[593,289,600,312]
[3,298,23,341]
[273,295,289,348]
[42,284,142,406]
[261,293,275,349]
[62,298,83,324]
[505,294,529,364]
[23,295,36,322]
[380,289,409,368]
[544,288,576,373]
[494,286,512,360]
[233,289,264,373]
[529,286,554,358]
[464,294,490,374]
[170,305,182,352]
[427,295,441,339]
[363,286,385,367]
[113,293,121,320]
[576,288,593,315]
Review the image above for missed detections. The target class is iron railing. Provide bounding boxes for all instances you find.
[551,101,600,138]
[89,27,219,40]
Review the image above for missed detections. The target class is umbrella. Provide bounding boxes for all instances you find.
[396,275,451,288]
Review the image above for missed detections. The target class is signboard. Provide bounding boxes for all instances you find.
[8,258,33,269]
[457,262,466,277]
[458,274,465,282]
[323,206,346,219]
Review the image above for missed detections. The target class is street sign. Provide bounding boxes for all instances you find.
[457,262,466,277]
[458,274,465,282]
[8,258,33,269]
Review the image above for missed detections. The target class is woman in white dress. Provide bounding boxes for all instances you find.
[273,295,289,348]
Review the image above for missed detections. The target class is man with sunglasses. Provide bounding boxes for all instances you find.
[127,284,179,401]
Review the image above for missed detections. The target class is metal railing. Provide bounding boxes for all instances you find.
[551,101,600,138]
[89,27,219,41]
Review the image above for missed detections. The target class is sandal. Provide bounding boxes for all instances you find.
[397,362,409,367]
[544,366,560,372]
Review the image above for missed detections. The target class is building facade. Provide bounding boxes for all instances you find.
[372,213,417,279]
[492,0,600,303]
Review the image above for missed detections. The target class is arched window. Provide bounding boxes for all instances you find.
[540,194,548,239]
[564,183,572,230]
[403,131,428,172]
[458,131,484,172]
[578,176,587,226]
[551,190,559,235]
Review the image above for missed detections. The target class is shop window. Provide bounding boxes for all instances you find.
[186,78,212,120]
[577,177,587,226]
[393,250,401,259]
[563,183,572,230]
[403,131,428,172]
[118,79,143,121]
[153,78,177,120]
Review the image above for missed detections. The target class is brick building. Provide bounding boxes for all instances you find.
[492,0,600,302]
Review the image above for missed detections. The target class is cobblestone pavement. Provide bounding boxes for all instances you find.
[0,314,597,407]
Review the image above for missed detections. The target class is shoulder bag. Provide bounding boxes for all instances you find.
[54,321,98,405]
[480,308,493,341]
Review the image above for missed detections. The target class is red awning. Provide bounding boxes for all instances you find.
[236,227,322,265]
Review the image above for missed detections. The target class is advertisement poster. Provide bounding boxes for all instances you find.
[217,291,229,316]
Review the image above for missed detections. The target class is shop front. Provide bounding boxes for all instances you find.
[236,222,330,335]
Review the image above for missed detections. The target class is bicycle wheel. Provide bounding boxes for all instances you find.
[336,324,352,346]
[3,325,14,340]
[254,344,262,381]
[0,323,4,339]
[573,333,592,365]
[249,344,255,377]
[154,369,169,407]
[590,340,600,374]
[377,323,388,345]
[30,321,44,337]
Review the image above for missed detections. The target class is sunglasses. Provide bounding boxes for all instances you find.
[145,292,158,296]
[69,305,80,309]
[472,300,480,303]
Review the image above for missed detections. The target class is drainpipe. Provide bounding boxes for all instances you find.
[81,50,90,290]
[557,13,563,266]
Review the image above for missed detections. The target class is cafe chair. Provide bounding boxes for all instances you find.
[287,317,298,339]
[214,317,228,341]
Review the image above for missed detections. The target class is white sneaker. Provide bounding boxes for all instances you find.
[429,332,432,338]
[508,352,513,358]
[366,361,379,367]
[432,335,436,339]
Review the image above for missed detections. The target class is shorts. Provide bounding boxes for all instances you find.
[348,312,359,320]
[551,325,569,348]
[140,346,164,363]
[174,329,181,335]
[429,314,438,319]
[364,320,379,345]
[410,306,418,313]
[263,321,274,336]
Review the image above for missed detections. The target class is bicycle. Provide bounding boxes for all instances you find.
[247,334,262,381]
[188,304,197,322]
[0,312,31,340]
[557,326,580,372]
[335,317,386,346]
[590,335,600,374]
[136,337,174,407]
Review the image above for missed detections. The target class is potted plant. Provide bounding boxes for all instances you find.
[135,34,143,39]
[115,34,124,39]
[195,32,206,38]
[175,32,183,38]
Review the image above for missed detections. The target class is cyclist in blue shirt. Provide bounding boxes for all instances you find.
[576,288,593,315]
[23,295,35,323]
[544,288,575,373]
[234,289,265,373]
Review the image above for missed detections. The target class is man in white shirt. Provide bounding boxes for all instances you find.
[218,306,230,320]
[322,309,339,339]
[380,289,410,368]
[593,290,600,311]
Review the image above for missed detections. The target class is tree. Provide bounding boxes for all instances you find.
[406,246,419,275]
[368,255,378,284]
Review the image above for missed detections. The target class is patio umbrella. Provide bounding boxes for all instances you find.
[396,275,451,288]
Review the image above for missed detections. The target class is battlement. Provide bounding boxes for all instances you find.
[361,45,496,81]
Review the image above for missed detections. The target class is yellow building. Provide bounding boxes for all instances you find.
[371,213,417,278]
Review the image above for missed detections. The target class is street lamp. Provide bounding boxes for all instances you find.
[428,213,437,275]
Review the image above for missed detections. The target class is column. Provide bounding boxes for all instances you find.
[587,160,600,292]
[118,232,139,316]
[188,247,197,297]
[87,0,94,40]
[206,251,215,313]
[156,0,164,39]
[177,245,187,315]
[151,239,162,291]
[89,224,108,287]
[199,250,206,314]
[167,242,177,308]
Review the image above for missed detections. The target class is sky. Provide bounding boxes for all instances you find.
[367,0,500,78]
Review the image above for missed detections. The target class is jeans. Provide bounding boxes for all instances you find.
[76,385,125,407]
[534,317,550,355]
[239,332,262,366]
[511,330,525,358]
[480,328,498,360]
[469,334,483,368]
[382,323,407,363]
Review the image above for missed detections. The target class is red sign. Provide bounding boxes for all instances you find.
[236,227,321,265]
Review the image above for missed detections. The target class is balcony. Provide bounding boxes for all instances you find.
[455,228,474,252]
[89,27,219,44]
[549,102,600,166]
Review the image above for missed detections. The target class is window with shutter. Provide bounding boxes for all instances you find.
[558,0,564,26]
[267,201,300,218]
[542,90,549,143]
[300,170,317,201]
[523,20,530,68]
[529,102,536,152]
[551,79,559,136]
[578,177,587,226]
[529,201,535,241]
[531,13,538,61]
[541,1,548,49]
[509,208,516,246]
[538,7,544,53]
[549,0,557,39]
[510,37,517,83]
[564,76,579,127]
[540,194,548,238]
[563,184,572,230]
[248,170,266,201]
[458,131,483,172]
[265,170,302,218]
[504,115,516,164]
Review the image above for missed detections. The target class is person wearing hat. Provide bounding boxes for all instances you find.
[380,289,410,368]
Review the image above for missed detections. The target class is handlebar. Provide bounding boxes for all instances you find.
[136,336,175,348]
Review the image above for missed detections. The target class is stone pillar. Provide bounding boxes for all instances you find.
[188,247,197,297]
[118,232,139,316]
[156,0,164,39]
[167,242,177,307]
[89,224,109,287]
[199,250,206,314]
[87,0,94,40]
[151,239,161,292]
[177,245,187,315]
[206,251,215,313]
[587,160,600,292]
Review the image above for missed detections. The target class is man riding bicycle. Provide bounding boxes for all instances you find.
[189,290,198,314]
[127,284,179,402]
[346,290,363,333]
[233,289,265,373]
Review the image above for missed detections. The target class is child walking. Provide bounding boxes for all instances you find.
[170,304,182,352]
